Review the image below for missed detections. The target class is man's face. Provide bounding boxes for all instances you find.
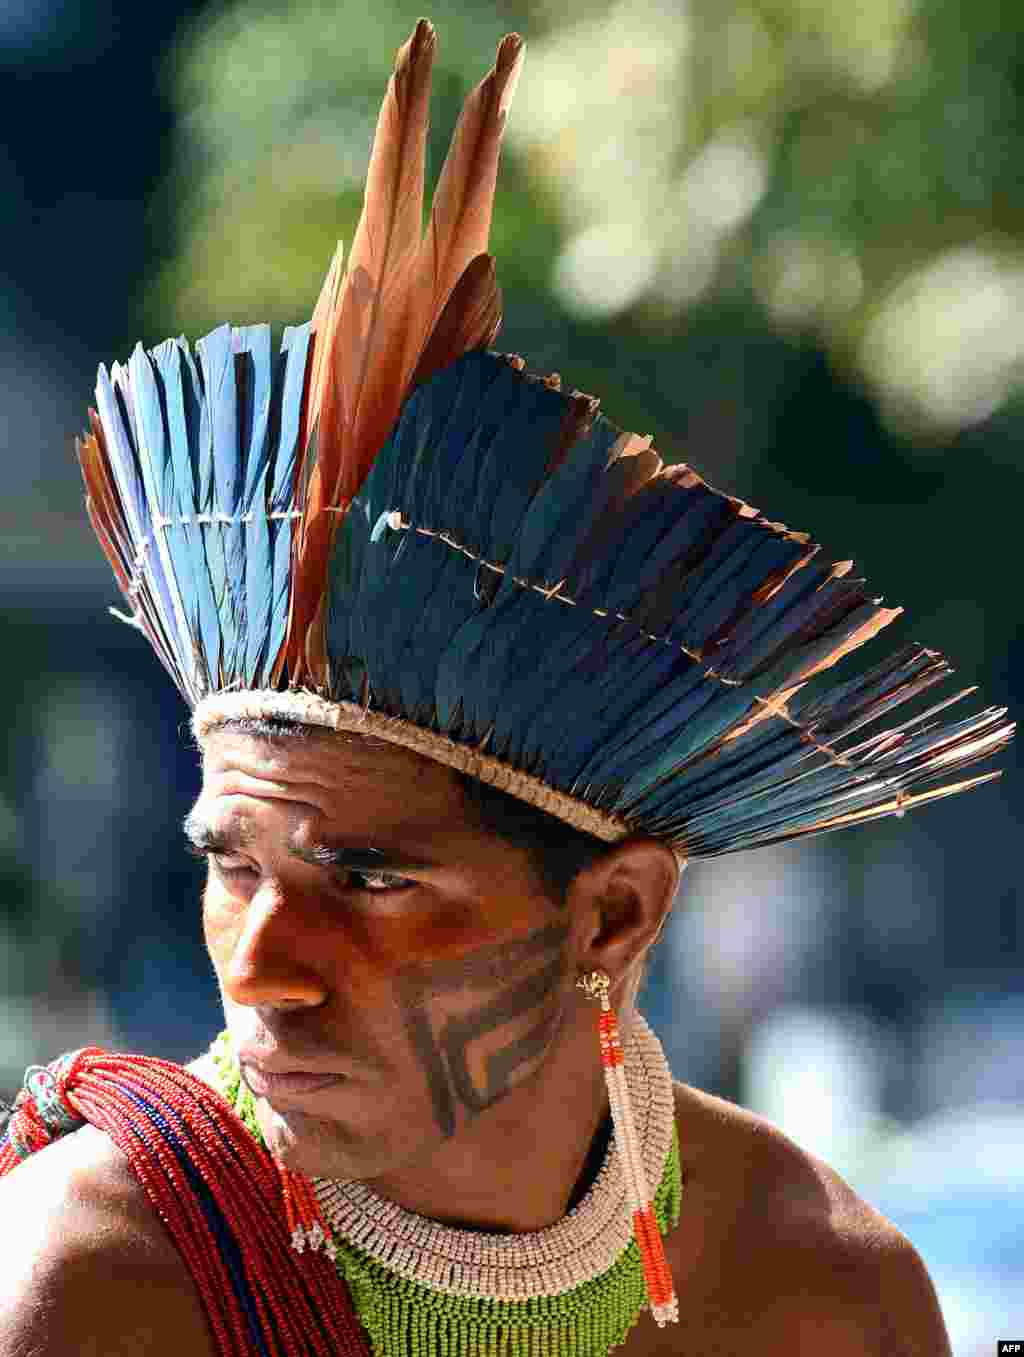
[190,728,576,1182]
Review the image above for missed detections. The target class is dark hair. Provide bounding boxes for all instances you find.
[200,715,609,902]
[453,771,609,901]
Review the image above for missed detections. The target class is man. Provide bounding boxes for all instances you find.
[0,724,959,1356]
[0,19,1011,1357]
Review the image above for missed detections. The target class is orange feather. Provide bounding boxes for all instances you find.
[410,252,502,390]
[283,21,524,687]
[403,31,524,384]
[76,415,133,595]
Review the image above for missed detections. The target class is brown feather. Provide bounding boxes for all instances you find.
[547,388,601,476]
[284,22,524,686]
[78,421,190,687]
[328,17,437,497]
[76,418,133,589]
[410,253,502,391]
[82,482,131,599]
[284,19,436,684]
[305,239,345,457]
[402,32,524,382]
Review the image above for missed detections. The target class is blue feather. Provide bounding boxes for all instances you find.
[168,338,221,695]
[263,325,312,684]
[95,363,147,549]
[196,326,248,683]
[150,339,208,696]
[125,343,191,679]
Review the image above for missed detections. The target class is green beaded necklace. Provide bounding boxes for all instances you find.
[207,1025,681,1357]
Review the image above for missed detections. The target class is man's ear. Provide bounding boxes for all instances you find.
[567,837,681,994]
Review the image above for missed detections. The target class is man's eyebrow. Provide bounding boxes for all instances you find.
[180,814,435,873]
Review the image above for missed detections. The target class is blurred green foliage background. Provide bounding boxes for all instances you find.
[146,0,1024,691]
[156,0,1024,432]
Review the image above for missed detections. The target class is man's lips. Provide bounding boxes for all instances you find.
[237,1046,353,1099]
[240,1062,347,1099]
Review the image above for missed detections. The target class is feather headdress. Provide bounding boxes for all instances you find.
[76,21,1013,857]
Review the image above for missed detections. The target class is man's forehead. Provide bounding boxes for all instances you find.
[183,802,444,872]
[197,726,469,827]
[201,725,455,784]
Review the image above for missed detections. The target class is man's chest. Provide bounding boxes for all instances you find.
[610,1288,786,1357]
[608,1186,783,1355]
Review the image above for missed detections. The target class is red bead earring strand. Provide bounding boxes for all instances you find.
[578,971,679,1326]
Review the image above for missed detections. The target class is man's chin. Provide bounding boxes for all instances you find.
[256,1100,389,1181]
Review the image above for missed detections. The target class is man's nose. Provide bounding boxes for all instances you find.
[219,881,330,1009]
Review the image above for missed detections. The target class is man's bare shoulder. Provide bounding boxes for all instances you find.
[663,1080,951,1356]
[0,1123,214,1357]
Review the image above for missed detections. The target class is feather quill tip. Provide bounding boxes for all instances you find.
[494,34,525,112]
[406,17,437,59]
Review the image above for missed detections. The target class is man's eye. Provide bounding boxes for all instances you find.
[346,869,414,893]
[188,845,411,894]
[209,853,255,878]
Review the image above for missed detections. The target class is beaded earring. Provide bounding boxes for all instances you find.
[577,969,679,1326]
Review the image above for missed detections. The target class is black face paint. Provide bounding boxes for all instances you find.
[397,920,570,1138]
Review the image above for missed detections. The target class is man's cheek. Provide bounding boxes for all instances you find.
[396,921,570,1139]
[440,972,564,1114]
[202,889,243,970]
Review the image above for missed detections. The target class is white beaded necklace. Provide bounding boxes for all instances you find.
[311,1014,677,1300]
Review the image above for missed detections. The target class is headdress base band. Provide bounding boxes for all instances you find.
[192,690,687,858]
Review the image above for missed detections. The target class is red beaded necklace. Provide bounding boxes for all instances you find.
[0,1047,369,1357]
